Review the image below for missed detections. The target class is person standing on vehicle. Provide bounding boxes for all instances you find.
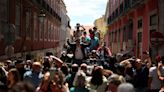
[89,31,99,51]
[93,27,100,40]
[97,42,112,59]
[74,23,85,41]
[67,38,90,66]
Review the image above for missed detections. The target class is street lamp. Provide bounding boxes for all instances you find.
[38,9,46,50]
[38,9,46,23]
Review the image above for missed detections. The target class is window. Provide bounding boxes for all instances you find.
[119,3,123,15]
[123,26,127,41]
[15,3,21,37]
[150,14,157,26]
[48,21,51,41]
[138,19,142,28]
[53,26,55,41]
[39,19,44,40]
[39,21,42,40]
[54,26,56,41]
[118,29,121,42]
[114,31,117,42]
[124,0,131,11]
[25,9,31,38]
[128,21,133,39]
[116,8,118,17]
[44,19,47,40]
[0,0,8,38]
[107,17,110,24]
[50,24,53,41]
[138,32,142,42]
[108,16,112,24]
[132,0,138,5]
[112,12,115,19]
[111,32,113,42]
[33,12,38,40]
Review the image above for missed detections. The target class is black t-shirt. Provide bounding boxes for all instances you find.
[133,65,149,88]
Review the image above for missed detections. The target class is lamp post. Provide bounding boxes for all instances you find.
[38,9,46,49]
[38,9,46,23]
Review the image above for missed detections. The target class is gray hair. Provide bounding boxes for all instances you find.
[117,83,135,92]
[73,70,87,87]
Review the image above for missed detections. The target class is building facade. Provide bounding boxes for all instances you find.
[58,0,71,57]
[94,15,107,43]
[0,0,69,60]
[105,0,164,60]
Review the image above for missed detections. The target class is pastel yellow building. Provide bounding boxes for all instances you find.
[94,15,107,43]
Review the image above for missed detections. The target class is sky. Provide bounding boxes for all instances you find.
[63,0,108,28]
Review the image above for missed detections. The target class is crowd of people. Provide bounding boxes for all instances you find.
[62,23,112,66]
[0,23,164,92]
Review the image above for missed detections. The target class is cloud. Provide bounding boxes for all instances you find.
[63,0,107,27]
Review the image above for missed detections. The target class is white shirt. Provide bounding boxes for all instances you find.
[149,66,162,90]
[75,46,84,59]
[86,76,108,92]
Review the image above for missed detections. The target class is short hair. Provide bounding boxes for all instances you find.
[71,64,79,73]
[93,26,97,30]
[73,70,86,87]
[80,63,87,70]
[117,83,135,92]
[108,74,126,86]
[83,31,87,35]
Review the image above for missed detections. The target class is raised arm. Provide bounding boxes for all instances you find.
[80,25,86,31]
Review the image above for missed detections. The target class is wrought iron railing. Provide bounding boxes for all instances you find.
[34,0,61,22]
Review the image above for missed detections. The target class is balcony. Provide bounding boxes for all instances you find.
[131,0,143,7]
[33,0,61,21]
[107,0,145,25]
